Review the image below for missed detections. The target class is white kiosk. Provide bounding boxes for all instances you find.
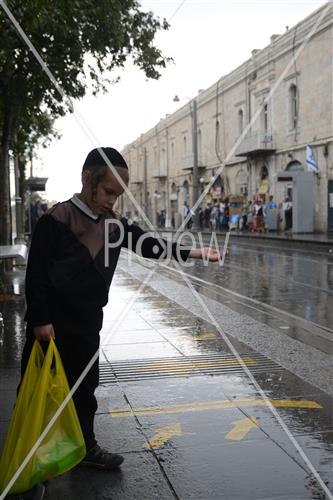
[277,171,314,233]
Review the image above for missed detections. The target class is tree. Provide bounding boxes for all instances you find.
[0,0,170,244]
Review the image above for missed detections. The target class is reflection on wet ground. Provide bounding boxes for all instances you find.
[192,240,333,330]
[100,271,333,498]
[0,267,332,499]
[0,269,26,369]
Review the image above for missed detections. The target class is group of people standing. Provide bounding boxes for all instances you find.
[243,195,293,232]
[157,194,293,232]
[198,201,230,231]
[183,194,292,233]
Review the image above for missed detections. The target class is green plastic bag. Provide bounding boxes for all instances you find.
[0,339,86,495]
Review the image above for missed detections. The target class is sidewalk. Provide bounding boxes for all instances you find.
[1,267,332,499]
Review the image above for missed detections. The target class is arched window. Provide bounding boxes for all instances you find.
[263,104,268,133]
[183,136,187,155]
[286,160,304,171]
[236,169,248,196]
[261,165,268,180]
[238,109,244,135]
[289,84,298,130]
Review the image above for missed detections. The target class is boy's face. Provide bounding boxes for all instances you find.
[83,167,129,214]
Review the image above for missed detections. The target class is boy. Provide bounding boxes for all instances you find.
[16,147,220,499]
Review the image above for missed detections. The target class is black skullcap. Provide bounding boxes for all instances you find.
[82,147,128,170]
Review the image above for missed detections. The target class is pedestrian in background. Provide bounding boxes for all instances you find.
[253,198,265,232]
[265,195,278,232]
[218,201,225,231]
[209,203,219,231]
[241,201,248,231]
[266,195,277,210]
[222,202,230,231]
[204,203,211,229]
[283,196,293,231]
[246,200,254,231]
[183,201,193,229]
[199,207,205,229]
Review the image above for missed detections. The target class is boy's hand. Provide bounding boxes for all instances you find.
[189,247,223,261]
[33,324,55,341]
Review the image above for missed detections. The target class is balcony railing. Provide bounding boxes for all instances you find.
[181,154,207,170]
[235,131,276,157]
[131,176,143,184]
[152,167,167,178]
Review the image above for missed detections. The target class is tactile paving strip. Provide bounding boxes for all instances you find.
[99,352,283,384]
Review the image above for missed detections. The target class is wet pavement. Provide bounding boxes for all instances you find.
[0,246,333,499]
[159,234,333,355]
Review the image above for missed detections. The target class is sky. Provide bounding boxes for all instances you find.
[32,0,327,201]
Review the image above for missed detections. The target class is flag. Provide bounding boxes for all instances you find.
[306,144,319,173]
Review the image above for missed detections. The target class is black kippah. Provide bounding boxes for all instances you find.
[82,147,128,170]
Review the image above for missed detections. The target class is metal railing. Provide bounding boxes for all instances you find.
[235,131,276,157]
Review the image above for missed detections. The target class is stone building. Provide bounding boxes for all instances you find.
[122,3,333,232]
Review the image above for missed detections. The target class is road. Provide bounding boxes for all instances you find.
[158,234,333,355]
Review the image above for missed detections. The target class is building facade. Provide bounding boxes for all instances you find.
[122,3,333,232]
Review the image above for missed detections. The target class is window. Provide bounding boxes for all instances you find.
[183,180,189,205]
[261,165,268,180]
[215,120,221,152]
[236,169,248,195]
[289,84,298,130]
[263,104,268,133]
[238,109,244,135]
[183,136,187,155]
[161,148,166,170]
[171,142,175,164]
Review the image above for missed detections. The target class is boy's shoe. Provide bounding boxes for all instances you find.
[80,444,124,470]
[7,483,45,500]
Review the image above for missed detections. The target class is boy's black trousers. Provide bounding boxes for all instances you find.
[21,327,100,452]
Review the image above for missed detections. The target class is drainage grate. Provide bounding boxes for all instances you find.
[99,352,283,384]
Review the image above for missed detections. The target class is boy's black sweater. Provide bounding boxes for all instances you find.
[25,199,190,334]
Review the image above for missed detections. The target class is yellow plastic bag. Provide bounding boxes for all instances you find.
[0,339,86,495]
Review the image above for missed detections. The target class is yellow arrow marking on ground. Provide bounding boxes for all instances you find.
[144,423,182,449]
[137,356,256,376]
[110,399,322,418]
[225,417,259,441]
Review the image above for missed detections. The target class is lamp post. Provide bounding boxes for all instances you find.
[190,98,200,230]
[165,127,172,228]
[143,146,148,224]
[173,95,200,231]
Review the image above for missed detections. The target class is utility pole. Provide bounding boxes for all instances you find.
[144,146,148,225]
[191,99,200,230]
[165,127,171,228]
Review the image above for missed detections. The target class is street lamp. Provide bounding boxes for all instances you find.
[190,98,200,230]
[165,127,172,229]
[173,95,200,231]
[143,146,148,223]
